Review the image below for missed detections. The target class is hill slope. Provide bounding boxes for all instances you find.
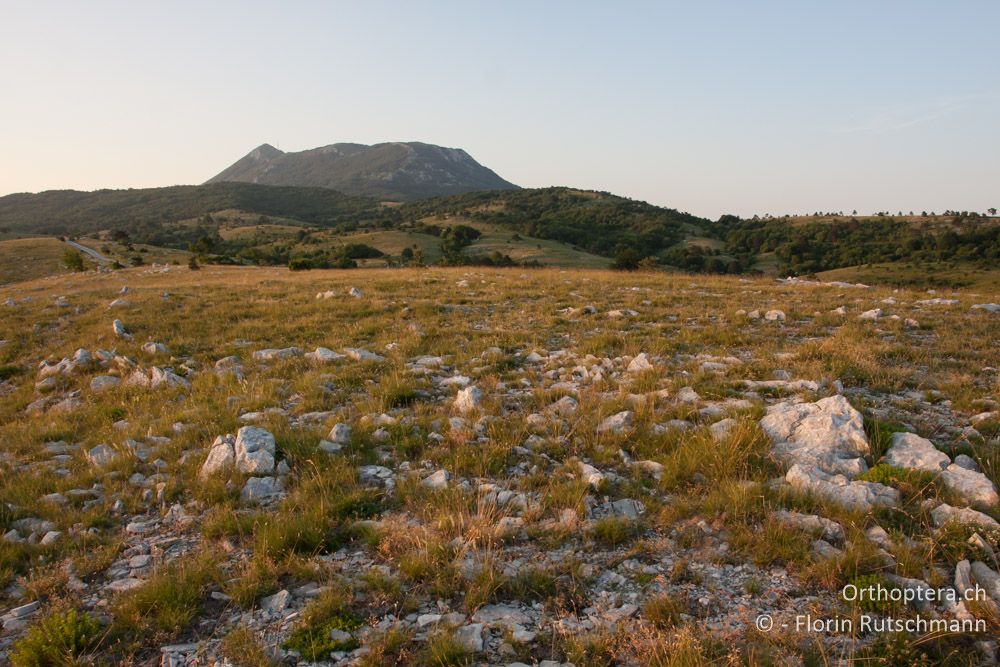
[0,183,378,241]
[206,142,518,200]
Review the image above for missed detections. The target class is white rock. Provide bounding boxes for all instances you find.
[234,426,276,474]
[709,418,737,441]
[764,310,785,321]
[930,502,1000,531]
[343,347,385,362]
[199,435,235,479]
[240,476,284,503]
[971,303,1000,313]
[579,462,605,488]
[141,342,169,355]
[328,423,352,445]
[883,432,950,471]
[940,464,999,509]
[112,319,132,340]
[858,308,882,320]
[785,463,898,511]
[305,347,345,363]
[150,367,190,390]
[627,353,654,373]
[454,623,484,652]
[761,395,870,477]
[260,589,292,612]
[454,386,484,414]
[421,469,450,490]
[87,444,116,467]
[90,376,120,392]
[253,347,302,362]
[597,411,634,434]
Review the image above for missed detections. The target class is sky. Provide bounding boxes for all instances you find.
[1,1,998,219]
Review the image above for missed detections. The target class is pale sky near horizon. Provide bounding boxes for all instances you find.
[1,1,997,219]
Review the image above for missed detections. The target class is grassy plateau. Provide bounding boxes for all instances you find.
[0,264,997,665]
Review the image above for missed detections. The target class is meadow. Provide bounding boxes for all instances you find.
[0,265,998,665]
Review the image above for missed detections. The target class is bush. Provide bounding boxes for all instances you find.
[62,249,85,272]
[10,608,101,667]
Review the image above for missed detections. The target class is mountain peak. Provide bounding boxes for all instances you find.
[206,141,517,200]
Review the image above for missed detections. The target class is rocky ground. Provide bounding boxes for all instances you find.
[0,266,998,666]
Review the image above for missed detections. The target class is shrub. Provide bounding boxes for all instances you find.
[10,608,101,667]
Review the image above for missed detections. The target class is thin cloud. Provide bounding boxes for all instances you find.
[830,94,999,133]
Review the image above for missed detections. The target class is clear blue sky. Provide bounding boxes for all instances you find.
[1,1,997,218]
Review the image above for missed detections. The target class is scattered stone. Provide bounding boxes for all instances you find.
[454,386,484,414]
[112,319,132,340]
[597,411,634,434]
[234,426,276,474]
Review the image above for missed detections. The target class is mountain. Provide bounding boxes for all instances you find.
[206,141,518,200]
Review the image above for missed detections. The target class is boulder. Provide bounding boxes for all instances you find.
[87,444,116,467]
[112,319,132,340]
[234,426,276,474]
[940,464,999,509]
[199,435,235,479]
[328,423,352,445]
[590,499,645,519]
[454,386,483,414]
[253,347,302,362]
[760,395,870,477]
[883,432,950,471]
[785,463,898,511]
[421,469,450,490]
[305,347,344,363]
[597,411,634,434]
[240,476,284,504]
[930,502,1000,532]
[627,353,654,373]
[90,376,120,392]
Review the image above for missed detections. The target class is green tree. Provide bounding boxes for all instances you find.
[611,247,642,271]
[62,249,85,272]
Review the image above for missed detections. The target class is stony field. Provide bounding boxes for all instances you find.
[0,265,999,666]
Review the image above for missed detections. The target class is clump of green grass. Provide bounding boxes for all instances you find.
[220,627,279,667]
[642,592,686,630]
[591,517,644,547]
[358,627,415,667]
[111,553,218,640]
[421,628,473,666]
[224,555,280,608]
[10,608,102,667]
[857,463,945,504]
[729,516,812,567]
[283,587,362,660]
[502,566,558,602]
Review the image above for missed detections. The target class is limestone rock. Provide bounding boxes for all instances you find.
[234,426,276,475]
[454,386,484,414]
[761,395,870,477]
[883,432,949,471]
